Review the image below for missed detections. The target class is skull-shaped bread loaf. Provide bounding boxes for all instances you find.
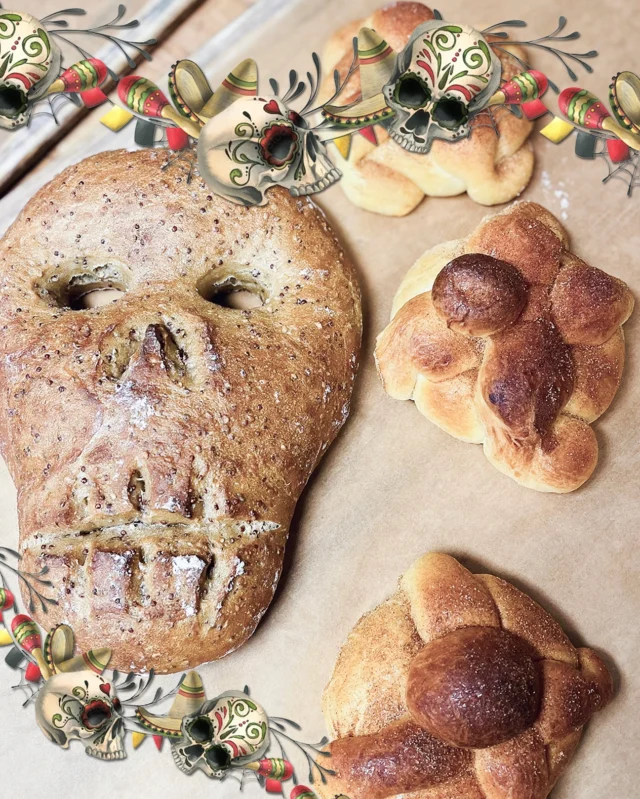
[319,2,535,215]
[198,96,341,206]
[171,691,269,777]
[35,671,126,760]
[319,553,614,799]
[0,10,62,129]
[375,202,634,492]
[0,149,361,672]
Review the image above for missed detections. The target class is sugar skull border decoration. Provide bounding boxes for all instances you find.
[108,11,599,207]
[0,550,349,798]
[114,55,346,206]
[0,5,156,129]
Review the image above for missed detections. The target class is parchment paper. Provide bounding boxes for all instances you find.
[0,1,638,797]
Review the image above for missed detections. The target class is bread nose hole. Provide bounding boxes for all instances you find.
[127,470,146,511]
[143,324,188,384]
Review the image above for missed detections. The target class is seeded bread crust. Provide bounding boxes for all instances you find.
[0,149,362,673]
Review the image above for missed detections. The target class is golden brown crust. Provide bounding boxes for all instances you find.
[407,628,540,749]
[550,259,635,345]
[320,553,614,799]
[331,717,471,799]
[0,149,362,672]
[375,202,634,492]
[432,254,528,337]
[319,2,535,216]
[376,292,482,387]
[479,320,574,439]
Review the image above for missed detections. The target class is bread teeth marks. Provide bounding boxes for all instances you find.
[4,152,361,671]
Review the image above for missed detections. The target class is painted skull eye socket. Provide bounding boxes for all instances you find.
[0,86,27,117]
[432,98,469,130]
[81,700,112,730]
[188,715,214,743]
[394,73,432,109]
[259,122,299,167]
[205,744,232,771]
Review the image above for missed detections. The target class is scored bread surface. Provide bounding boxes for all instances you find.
[0,149,362,672]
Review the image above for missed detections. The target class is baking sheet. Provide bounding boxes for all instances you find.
[0,0,638,797]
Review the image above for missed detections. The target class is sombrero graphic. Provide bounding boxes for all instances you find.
[168,57,258,126]
[136,670,206,738]
[43,624,111,677]
[609,71,640,136]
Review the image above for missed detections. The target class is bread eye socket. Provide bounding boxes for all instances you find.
[432,98,469,130]
[36,265,128,310]
[69,283,126,309]
[196,275,264,310]
[394,73,432,109]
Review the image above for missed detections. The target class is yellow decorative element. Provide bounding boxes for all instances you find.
[357,27,397,100]
[100,106,134,131]
[131,732,146,749]
[0,628,12,646]
[540,116,575,143]
[332,135,352,159]
[198,58,258,122]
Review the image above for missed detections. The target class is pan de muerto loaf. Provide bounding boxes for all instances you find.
[375,202,634,492]
[0,149,361,673]
[320,553,613,799]
[318,2,535,216]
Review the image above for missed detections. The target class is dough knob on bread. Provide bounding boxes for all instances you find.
[432,254,528,337]
[406,626,540,748]
[320,554,615,799]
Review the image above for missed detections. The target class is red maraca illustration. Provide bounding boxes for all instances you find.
[0,587,14,646]
[0,586,14,621]
[118,76,202,140]
[560,87,640,150]
[487,69,548,106]
[11,614,51,679]
[45,59,109,108]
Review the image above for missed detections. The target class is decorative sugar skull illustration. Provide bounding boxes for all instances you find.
[35,671,126,760]
[0,10,62,129]
[197,95,340,206]
[383,21,501,153]
[171,692,269,777]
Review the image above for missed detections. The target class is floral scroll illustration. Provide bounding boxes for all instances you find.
[0,549,347,798]
[107,10,597,207]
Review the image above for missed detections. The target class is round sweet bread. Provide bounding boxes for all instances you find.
[375,202,634,492]
[319,553,614,799]
[319,2,535,216]
[0,149,362,672]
